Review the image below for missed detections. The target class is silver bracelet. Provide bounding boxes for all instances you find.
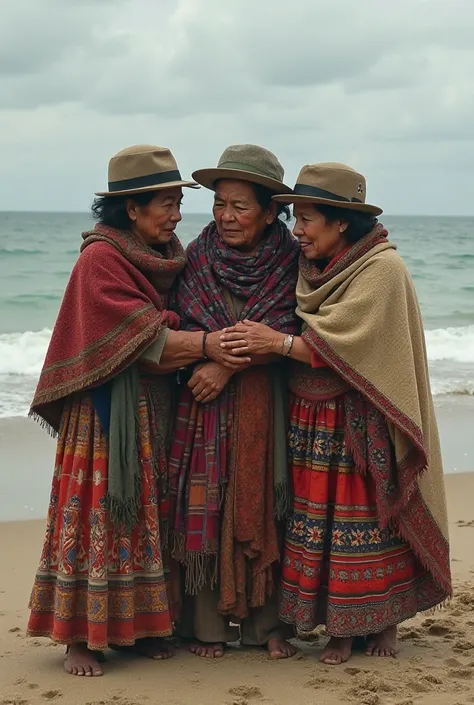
[282,334,294,357]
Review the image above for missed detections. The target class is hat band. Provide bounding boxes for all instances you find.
[108,169,182,192]
[293,183,362,204]
[217,161,281,182]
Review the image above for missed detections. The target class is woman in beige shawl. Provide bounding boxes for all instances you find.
[220,163,452,666]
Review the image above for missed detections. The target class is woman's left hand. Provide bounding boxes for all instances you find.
[220,320,284,356]
[188,362,234,403]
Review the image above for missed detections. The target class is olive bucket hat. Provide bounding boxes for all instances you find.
[192,144,293,194]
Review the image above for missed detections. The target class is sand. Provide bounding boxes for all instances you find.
[0,474,473,705]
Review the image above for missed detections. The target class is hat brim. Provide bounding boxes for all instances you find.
[192,167,293,194]
[272,192,383,216]
[95,179,199,197]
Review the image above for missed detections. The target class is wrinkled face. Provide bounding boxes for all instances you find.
[127,187,183,246]
[293,204,348,260]
[213,179,276,252]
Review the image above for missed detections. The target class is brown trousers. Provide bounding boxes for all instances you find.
[179,585,292,645]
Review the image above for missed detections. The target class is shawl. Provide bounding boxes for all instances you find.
[297,224,452,597]
[30,223,186,527]
[169,219,299,608]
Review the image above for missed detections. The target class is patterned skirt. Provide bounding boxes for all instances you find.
[27,380,173,650]
[279,394,430,637]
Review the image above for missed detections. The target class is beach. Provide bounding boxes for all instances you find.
[0,407,473,705]
[0,212,473,703]
[0,471,472,705]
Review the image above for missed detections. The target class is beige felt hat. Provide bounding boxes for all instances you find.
[273,162,383,215]
[95,144,199,197]
[192,144,293,193]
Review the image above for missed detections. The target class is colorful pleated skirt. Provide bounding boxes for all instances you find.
[279,394,433,637]
[27,379,173,650]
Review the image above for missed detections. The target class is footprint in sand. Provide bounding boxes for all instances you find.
[41,692,62,701]
[347,673,395,698]
[420,618,455,637]
[406,679,432,694]
[357,695,380,705]
[304,676,332,688]
[452,640,474,654]
[422,674,443,685]
[228,686,263,700]
[448,668,474,679]
[399,627,424,641]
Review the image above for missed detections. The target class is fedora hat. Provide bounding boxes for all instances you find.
[192,144,293,194]
[273,162,382,215]
[95,144,199,197]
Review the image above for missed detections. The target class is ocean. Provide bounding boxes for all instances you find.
[0,212,473,420]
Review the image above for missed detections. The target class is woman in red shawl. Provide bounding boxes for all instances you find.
[26,145,246,677]
[220,163,451,666]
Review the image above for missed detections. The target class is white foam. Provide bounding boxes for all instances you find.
[0,326,473,419]
[425,325,474,364]
[430,377,474,396]
[0,328,51,376]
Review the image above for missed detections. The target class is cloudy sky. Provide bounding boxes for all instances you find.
[1,0,473,215]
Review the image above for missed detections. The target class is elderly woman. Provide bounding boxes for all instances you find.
[26,145,245,677]
[221,162,452,665]
[168,144,300,659]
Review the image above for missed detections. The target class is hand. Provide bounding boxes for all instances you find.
[162,310,180,330]
[204,330,251,369]
[188,362,234,403]
[219,320,284,356]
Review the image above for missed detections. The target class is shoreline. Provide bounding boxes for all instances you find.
[1,393,474,522]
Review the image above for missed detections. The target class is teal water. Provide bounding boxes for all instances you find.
[0,212,473,417]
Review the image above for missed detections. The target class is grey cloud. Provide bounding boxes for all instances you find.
[0,0,473,214]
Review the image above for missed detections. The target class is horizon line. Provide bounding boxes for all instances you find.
[1,210,474,218]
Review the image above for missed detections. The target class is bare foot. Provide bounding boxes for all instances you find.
[189,641,225,658]
[320,637,353,665]
[366,625,399,657]
[111,637,174,660]
[64,643,104,677]
[267,637,297,659]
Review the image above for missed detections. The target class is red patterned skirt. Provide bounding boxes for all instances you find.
[27,380,173,650]
[279,393,434,637]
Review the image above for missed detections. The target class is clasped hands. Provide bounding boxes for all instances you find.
[189,322,283,404]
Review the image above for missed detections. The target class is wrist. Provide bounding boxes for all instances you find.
[272,332,286,355]
[202,331,209,360]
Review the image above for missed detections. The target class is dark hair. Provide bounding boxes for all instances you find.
[314,204,378,243]
[91,191,157,229]
[251,183,291,221]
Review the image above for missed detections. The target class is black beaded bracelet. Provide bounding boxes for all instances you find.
[202,331,209,360]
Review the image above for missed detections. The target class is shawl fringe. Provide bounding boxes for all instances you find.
[298,226,452,599]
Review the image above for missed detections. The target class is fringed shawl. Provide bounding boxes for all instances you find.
[296,225,451,597]
[30,224,186,432]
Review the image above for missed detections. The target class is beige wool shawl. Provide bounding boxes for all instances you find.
[297,240,451,596]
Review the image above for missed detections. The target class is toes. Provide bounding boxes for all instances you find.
[321,653,341,665]
[269,649,285,659]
